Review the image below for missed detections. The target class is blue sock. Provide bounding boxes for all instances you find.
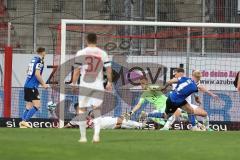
[25,106,38,121]
[148,112,163,118]
[188,114,196,126]
[22,109,29,121]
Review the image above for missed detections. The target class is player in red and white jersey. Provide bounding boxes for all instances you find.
[72,33,112,143]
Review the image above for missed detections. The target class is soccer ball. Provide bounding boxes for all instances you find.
[47,101,57,111]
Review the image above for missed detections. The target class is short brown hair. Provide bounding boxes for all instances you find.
[174,68,185,73]
[37,47,45,53]
[87,33,97,44]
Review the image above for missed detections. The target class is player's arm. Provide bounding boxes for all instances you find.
[35,65,47,89]
[72,68,80,85]
[161,78,179,91]
[72,53,82,86]
[105,66,112,91]
[130,101,142,115]
[193,93,201,104]
[130,96,145,115]
[198,84,218,98]
[103,54,112,91]
[237,72,240,92]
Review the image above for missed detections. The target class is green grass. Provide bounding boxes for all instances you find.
[0,129,240,160]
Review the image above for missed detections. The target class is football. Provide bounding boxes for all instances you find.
[47,101,57,111]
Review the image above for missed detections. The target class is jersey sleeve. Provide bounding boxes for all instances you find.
[35,58,44,70]
[102,52,111,67]
[74,51,83,68]
[35,63,43,70]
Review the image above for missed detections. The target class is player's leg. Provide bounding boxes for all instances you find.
[182,102,198,130]
[64,111,81,128]
[160,108,182,130]
[193,106,212,131]
[23,89,41,124]
[161,97,181,130]
[24,99,40,121]
[147,112,164,118]
[77,96,89,143]
[20,88,40,128]
[19,102,33,128]
[77,107,88,143]
[92,105,101,143]
[22,102,32,120]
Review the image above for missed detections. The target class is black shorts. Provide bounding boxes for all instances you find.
[165,97,187,114]
[24,88,40,102]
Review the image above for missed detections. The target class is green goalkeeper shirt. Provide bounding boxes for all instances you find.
[139,89,167,112]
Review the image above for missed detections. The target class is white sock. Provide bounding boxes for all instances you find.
[164,115,176,128]
[93,108,102,138]
[93,117,101,137]
[77,113,87,139]
[121,119,142,129]
[79,120,86,139]
[203,115,210,129]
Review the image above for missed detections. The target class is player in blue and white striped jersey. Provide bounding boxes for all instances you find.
[19,47,48,128]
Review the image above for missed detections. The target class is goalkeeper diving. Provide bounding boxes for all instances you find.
[129,75,212,131]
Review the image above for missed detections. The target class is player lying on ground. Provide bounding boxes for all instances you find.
[161,68,218,131]
[20,47,48,128]
[72,33,112,143]
[64,110,145,129]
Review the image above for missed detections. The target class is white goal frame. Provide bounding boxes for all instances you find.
[59,19,240,128]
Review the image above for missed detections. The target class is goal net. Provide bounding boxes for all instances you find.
[52,20,240,130]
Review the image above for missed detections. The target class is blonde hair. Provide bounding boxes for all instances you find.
[192,70,202,81]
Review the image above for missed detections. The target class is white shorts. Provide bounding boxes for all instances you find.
[78,87,104,108]
[78,96,103,108]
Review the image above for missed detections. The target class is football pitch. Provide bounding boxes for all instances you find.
[0,128,239,160]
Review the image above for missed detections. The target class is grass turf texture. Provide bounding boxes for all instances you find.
[0,128,239,160]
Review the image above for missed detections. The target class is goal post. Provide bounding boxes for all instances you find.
[59,19,240,128]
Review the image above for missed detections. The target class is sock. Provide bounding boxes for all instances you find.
[148,112,163,118]
[203,115,210,129]
[78,113,87,139]
[121,119,142,129]
[93,117,101,137]
[164,115,176,128]
[180,112,189,120]
[181,112,199,125]
[188,114,196,127]
[25,106,38,121]
[22,109,29,121]
[79,121,87,139]
[93,109,101,138]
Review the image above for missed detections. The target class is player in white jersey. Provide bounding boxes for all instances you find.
[65,110,144,129]
[161,68,218,131]
[72,33,112,143]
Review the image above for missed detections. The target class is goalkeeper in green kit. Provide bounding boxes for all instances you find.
[129,76,167,125]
